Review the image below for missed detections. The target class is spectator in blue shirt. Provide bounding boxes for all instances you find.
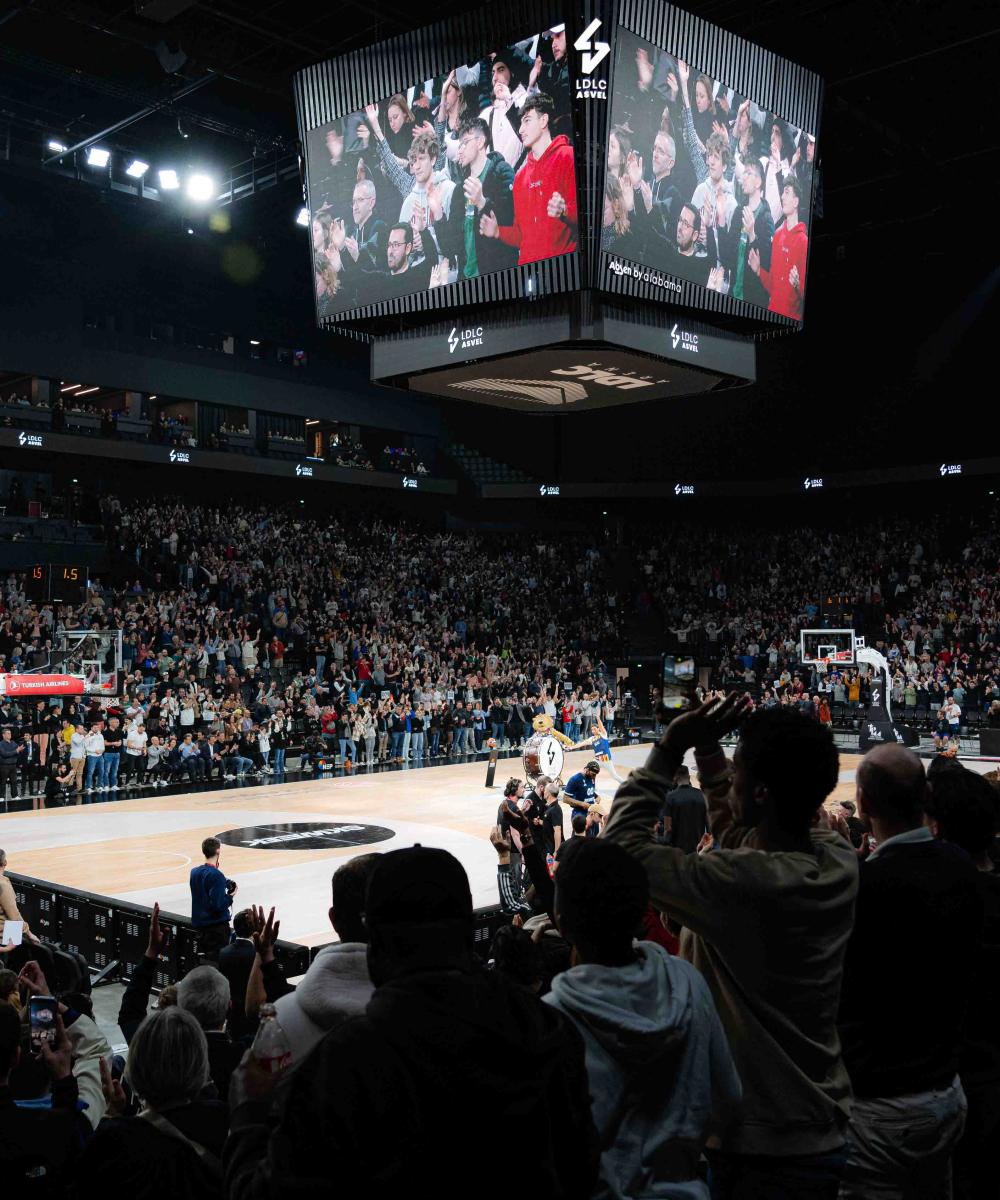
[189,837,236,959]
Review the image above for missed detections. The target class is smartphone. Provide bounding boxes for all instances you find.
[29,996,58,1050]
[660,656,697,712]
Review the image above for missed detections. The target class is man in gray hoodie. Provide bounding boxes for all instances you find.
[272,854,378,1067]
[545,837,741,1198]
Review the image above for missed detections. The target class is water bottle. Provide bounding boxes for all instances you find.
[251,1003,291,1074]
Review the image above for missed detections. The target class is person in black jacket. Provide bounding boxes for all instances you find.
[838,744,983,1199]
[224,846,596,1200]
[218,909,259,1044]
[78,1007,228,1198]
[0,1002,90,1191]
[924,764,1000,1200]
[441,117,517,280]
[657,766,709,851]
[176,964,246,1101]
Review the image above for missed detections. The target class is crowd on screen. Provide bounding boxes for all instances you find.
[605,30,816,319]
[309,25,576,316]
[3,695,998,1198]
[0,494,622,802]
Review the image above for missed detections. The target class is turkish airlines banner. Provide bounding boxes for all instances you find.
[0,674,86,697]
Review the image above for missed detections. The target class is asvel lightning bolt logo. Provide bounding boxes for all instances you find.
[447,327,459,354]
[574,19,610,74]
[671,323,680,349]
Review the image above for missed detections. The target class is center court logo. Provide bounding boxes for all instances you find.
[216,821,396,851]
[448,325,484,354]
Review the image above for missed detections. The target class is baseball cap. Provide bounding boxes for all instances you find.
[586,759,601,772]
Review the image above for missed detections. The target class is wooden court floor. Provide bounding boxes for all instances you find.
[0,747,866,949]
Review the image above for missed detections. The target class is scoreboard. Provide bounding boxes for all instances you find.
[24,564,87,603]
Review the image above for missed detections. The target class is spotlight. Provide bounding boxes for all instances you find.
[177,116,190,139]
[158,168,180,190]
[186,173,215,202]
[187,227,194,235]
[125,159,150,179]
[86,147,110,168]
[296,206,310,227]
[48,139,67,153]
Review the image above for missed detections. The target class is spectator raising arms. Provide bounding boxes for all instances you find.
[604,697,859,1197]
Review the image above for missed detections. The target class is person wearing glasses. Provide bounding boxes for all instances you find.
[670,203,714,288]
[441,116,516,280]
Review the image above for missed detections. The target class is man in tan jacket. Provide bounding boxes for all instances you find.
[604,695,859,1198]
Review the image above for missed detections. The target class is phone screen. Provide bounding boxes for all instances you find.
[661,657,697,710]
[29,996,58,1049]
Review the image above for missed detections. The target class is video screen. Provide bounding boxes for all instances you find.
[307,25,577,320]
[605,27,817,321]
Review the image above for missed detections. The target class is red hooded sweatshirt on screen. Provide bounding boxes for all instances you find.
[498,133,578,265]
[759,218,808,320]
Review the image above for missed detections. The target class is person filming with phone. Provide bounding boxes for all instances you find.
[189,837,237,960]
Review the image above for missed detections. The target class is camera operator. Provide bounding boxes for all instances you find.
[189,836,237,960]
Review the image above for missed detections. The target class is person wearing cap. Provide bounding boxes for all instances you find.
[225,846,599,1198]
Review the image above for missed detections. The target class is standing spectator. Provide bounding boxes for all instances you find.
[837,746,983,1199]
[0,728,19,804]
[546,837,742,1196]
[123,720,148,788]
[272,856,378,1067]
[102,715,123,792]
[189,837,236,960]
[83,724,105,795]
[658,765,708,852]
[218,908,258,1042]
[226,848,597,1198]
[68,723,87,798]
[924,765,1000,1200]
[604,699,858,1197]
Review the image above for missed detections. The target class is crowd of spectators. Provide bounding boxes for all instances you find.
[329,434,373,470]
[4,699,998,1197]
[638,513,1000,733]
[0,494,623,801]
[378,444,427,475]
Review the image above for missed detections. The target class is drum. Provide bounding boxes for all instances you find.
[523,732,565,782]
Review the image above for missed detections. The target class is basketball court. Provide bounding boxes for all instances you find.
[0,742,872,951]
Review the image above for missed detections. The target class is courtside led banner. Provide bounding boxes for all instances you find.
[0,674,86,697]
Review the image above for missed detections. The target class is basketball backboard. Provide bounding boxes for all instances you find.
[50,630,122,695]
[799,629,858,667]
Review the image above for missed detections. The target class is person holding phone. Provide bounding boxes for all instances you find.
[189,837,237,960]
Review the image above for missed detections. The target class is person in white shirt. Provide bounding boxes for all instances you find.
[83,728,105,794]
[124,721,148,787]
[479,59,529,170]
[69,724,87,798]
[934,698,962,751]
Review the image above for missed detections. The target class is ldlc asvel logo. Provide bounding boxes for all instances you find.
[574,19,609,100]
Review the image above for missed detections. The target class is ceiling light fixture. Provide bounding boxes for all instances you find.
[158,168,180,190]
[125,159,150,179]
[86,147,110,168]
[186,173,215,202]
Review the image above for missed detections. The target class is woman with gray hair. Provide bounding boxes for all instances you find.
[76,1006,228,1196]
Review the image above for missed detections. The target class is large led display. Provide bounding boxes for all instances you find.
[605,26,818,321]
[306,26,577,322]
